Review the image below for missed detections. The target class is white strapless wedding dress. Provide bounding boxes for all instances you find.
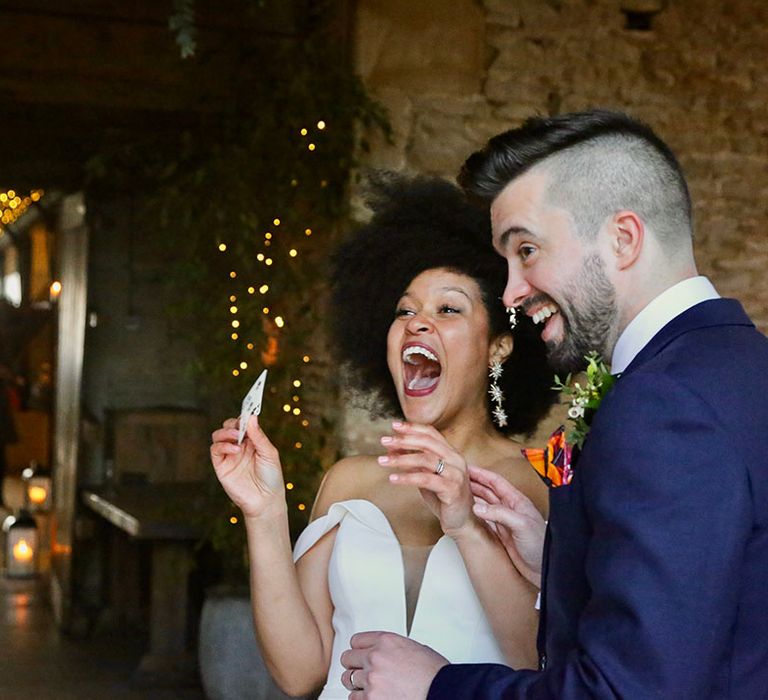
[293,499,506,699]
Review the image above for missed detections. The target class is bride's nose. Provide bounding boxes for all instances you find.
[405,311,433,334]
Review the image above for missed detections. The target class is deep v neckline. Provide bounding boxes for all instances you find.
[354,500,450,637]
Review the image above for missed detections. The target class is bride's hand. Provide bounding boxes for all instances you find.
[210,415,286,520]
[378,421,477,539]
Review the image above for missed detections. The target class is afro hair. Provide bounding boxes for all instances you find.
[329,173,556,436]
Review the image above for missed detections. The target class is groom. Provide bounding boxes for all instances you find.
[340,110,768,698]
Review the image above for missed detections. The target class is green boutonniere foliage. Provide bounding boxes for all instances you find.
[553,352,618,449]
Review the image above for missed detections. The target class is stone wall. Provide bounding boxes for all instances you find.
[346,0,768,449]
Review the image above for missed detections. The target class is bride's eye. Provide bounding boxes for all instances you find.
[395,307,414,318]
[439,305,461,314]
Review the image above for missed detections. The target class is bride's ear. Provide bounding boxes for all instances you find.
[488,332,514,366]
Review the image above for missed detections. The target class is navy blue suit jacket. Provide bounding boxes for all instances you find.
[430,299,768,699]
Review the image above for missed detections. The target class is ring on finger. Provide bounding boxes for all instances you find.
[434,458,445,476]
[350,669,362,690]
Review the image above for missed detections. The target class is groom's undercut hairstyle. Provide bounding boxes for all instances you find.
[458,109,694,250]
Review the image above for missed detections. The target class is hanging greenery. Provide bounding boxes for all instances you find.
[87,5,389,582]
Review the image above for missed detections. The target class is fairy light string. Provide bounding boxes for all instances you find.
[218,119,329,520]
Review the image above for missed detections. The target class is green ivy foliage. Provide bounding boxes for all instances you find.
[87,25,389,583]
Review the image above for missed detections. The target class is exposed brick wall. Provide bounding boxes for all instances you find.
[355,0,768,329]
[346,0,768,450]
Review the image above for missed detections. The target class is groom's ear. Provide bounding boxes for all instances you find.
[608,210,644,270]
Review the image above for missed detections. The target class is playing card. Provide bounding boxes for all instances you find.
[238,369,268,444]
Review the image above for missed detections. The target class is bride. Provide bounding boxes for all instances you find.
[209,175,556,698]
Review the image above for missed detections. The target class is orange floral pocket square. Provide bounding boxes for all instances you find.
[522,425,574,488]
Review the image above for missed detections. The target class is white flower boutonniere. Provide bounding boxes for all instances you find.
[553,352,618,449]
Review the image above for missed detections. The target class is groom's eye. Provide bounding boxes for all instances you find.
[518,244,537,261]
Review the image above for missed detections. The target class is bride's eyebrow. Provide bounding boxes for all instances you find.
[439,287,472,301]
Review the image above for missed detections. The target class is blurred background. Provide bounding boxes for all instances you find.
[0,1,765,697]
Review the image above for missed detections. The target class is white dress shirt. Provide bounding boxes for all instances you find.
[610,276,720,374]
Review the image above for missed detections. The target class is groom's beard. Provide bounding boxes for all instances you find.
[547,253,618,374]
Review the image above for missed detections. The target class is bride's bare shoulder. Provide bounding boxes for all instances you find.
[484,436,549,517]
[311,454,381,519]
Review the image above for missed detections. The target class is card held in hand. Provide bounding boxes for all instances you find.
[238,369,268,445]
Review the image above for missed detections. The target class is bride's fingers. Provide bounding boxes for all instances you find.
[212,427,240,444]
[382,431,461,464]
[377,451,443,472]
[388,469,462,501]
[223,417,239,429]
[385,423,462,453]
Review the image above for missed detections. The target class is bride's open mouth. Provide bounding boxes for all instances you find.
[402,343,442,397]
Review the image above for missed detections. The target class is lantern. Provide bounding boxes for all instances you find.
[5,510,38,578]
[22,466,52,513]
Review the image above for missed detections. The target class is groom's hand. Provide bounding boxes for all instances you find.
[469,465,546,588]
[340,631,448,699]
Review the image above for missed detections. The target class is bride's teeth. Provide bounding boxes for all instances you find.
[402,346,438,363]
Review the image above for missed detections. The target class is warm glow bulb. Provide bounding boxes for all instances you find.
[231,333,238,340]
[303,355,311,363]
[230,516,238,524]
[240,362,247,369]
[275,316,284,328]
[300,128,308,136]
[265,258,273,266]
[292,408,301,416]
[259,284,269,294]
[265,232,272,240]
[230,271,237,278]
[289,249,298,257]
[273,218,281,226]
[50,281,63,298]
[293,380,301,388]
[292,395,299,402]
[257,254,265,262]
[282,404,291,412]
[248,286,255,294]
[301,419,309,427]
[262,307,269,314]
[295,442,302,449]
[286,482,294,490]
[229,295,236,302]
[230,306,238,314]
[247,342,254,350]
[317,120,326,130]
[218,243,227,252]
[233,369,240,376]
[308,143,316,151]
[28,485,47,504]
[298,504,306,511]
[305,228,312,236]
[232,320,240,328]
[13,539,33,561]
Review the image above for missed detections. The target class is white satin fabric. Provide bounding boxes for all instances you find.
[293,499,506,699]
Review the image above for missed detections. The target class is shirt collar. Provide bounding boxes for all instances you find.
[610,276,720,374]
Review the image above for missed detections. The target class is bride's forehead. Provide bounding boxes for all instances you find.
[405,268,481,294]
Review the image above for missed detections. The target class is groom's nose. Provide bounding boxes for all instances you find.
[502,266,532,308]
